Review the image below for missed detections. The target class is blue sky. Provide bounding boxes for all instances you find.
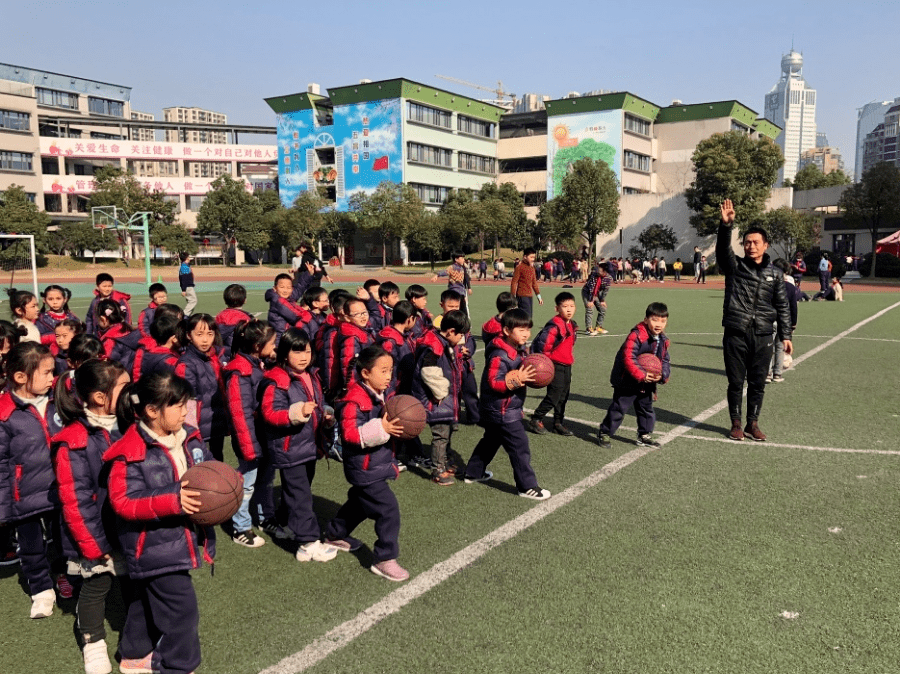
[4,0,897,174]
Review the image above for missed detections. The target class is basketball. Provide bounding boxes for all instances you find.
[182,460,243,526]
[521,353,555,388]
[636,353,663,377]
[384,394,427,440]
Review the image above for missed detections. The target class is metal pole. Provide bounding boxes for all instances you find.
[142,213,151,287]
[28,235,38,298]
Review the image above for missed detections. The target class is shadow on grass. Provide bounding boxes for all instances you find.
[669,362,725,376]
[673,341,723,351]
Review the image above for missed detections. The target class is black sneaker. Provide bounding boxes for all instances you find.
[232,529,265,548]
[597,433,612,449]
[259,518,293,540]
[518,487,551,501]
[636,434,660,447]
[552,422,574,437]
[527,419,548,435]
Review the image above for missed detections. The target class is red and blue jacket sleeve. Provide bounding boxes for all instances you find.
[227,372,262,460]
[55,444,109,559]
[339,399,363,448]
[623,330,645,382]
[486,352,511,394]
[259,380,291,428]
[107,458,182,521]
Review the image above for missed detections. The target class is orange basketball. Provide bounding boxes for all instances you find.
[384,394,427,440]
[181,461,243,526]
[521,353,555,388]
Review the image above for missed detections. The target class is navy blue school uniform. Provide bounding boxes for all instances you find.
[214,307,253,358]
[85,290,132,337]
[264,274,314,337]
[0,390,63,597]
[50,344,69,376]
[36,309,80,347]
[458,329,480,424]
[481,315,503,346]
[408,309,433,345]
[305,310,327,342]
[316,315,342,398]
[411,330,461,424]
[175,344,225,441]
[137,303,159,339]
[105,327,142,376]
[103,423,213,674]
[337,321,375,393]
[259,365,329,542]
[464,338,540,493]
[365,298,393,334]
[135,344,180,381]
[376,325,415,397]
[325,382,401,563]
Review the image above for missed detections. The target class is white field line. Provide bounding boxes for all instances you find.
[260,298,900,674]
[679,433,900,455]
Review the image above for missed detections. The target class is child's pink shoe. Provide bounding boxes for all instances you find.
[370,559,409,582]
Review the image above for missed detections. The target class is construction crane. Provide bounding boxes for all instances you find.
[435,75,516,110]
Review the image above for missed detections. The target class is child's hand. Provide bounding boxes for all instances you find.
[382,415,405,437]
[302,401,317,417]
[644,372,662,383]
[180,481,202,515]
[458,346,470,358]
[600,301,607,309]
[356,286,369,299]
[517,364,536,385]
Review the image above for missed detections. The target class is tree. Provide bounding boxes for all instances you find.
[196,174,268,263]
[151,223,198,258]
[405,210,446,270]
[789,164,852,191]
[555,157,620,260]
[637,223,678,259]
[536,197,577,250]
[0,185,51,254]
[268,190,324,252]
[685,131,783,236]
[318,209,356,267]
[751,207,819,260]
[477,182,526,255]
[439,189,478,252]
[839,162,900,278]
[54,220,116,263]
[349,182,424,268]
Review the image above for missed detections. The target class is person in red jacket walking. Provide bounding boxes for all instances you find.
[527,292,578,436]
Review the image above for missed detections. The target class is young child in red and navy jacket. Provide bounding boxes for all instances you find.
[301,286,330,341]
[52,358,129,674]
[103,370,214,674]
[412,309,468,486]
[463,309,551,501]
[324,345,408,581]
[36,284,79,347]
[51,318,83,375]
[259,328,338,563]
[223,320,276,548]
[366,281,400,335]
[436,290,479,425]
[316,291,352,400]
[264,272,315,341]
[137,283,168,339]
[0,342,64,618]
[133,312,182,382]
[375,300,417,398]
[528,292,578,437]
[597,302,670,449]
[216,284,253,358]
[481,291,518,346]
[405,284,433,344]
[85,273,132,337]
[336,298,376,394]
[96,298,142,375]
[175,313,226,461]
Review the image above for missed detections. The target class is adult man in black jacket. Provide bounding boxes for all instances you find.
[717,199,793,441]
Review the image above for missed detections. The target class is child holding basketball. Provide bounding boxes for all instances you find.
[528,292,578,437]
[325,345,407,580]
[52,358,129,674]
[85,273,132,336]
[463,309,550,500]
[259,328,337,562]
[104,370,213,674]
[138,283,167,338]
[597,302,670,449]
[36,285,78,346]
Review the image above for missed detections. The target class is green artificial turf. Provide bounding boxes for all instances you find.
[2,284,898,674]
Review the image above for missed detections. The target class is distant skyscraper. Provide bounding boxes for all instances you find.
[764,50,817,185]
[855,100,893,180]
[816,132,828,148]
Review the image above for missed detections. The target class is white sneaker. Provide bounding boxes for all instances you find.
[82,640,112,674]
[30,588,55,619]
[296,540,338,562]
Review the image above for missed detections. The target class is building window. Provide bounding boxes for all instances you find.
[90,132,123,140]
[458,152,496,174]
[832,233,855,256]
[44,193,62,212]
[0,110,30,132]
[36,88,79,109]
[409,183,450,205]
[88,97,125,117]
[407,142,452,167]
[0,191,36,203]
[0,151,33,172]
[624,114,650,136]
[499,156,546,173]
[623,150,650,173]
[457,115,495,138]
[187,195,206,212]
[523,191,546,207]
[407,102,451,129]
[41,159,59,175]
[731,121,750,134]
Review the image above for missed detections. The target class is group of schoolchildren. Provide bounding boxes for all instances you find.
[0,265,672,674]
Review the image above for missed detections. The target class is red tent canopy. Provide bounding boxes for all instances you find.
[875,230,900,257]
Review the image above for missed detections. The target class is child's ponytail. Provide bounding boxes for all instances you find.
[116,370,194,432]
[232,319,275,357]
[97,298,133,333]
[56,358,128,425]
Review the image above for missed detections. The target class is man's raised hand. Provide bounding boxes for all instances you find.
[720,199,736,224]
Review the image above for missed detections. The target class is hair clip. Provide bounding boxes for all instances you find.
[96,354,109,361]
[104,308,114,317]
[130,393,140,404]
[68,370,76,380]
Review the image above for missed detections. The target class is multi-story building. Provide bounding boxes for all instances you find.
[764,50,817,185]
[860,99,900,175]
[799,146,844,175]
[163,107,229,178]
[130,110,156,142]
[0,77,41,206]
[855,100,893,180]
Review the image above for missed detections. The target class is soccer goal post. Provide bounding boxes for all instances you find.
[0,234,39,298]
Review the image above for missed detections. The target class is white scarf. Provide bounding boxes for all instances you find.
[17,392,49,418]
[139,421,188,478]
[84,407,118,433]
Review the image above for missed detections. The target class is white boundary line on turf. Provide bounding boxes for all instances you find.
[679,433,900,455]
[259,299,900,674]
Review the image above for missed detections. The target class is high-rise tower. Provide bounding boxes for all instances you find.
[764,50,817,185]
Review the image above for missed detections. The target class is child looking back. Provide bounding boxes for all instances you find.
[138,283,168,338]
[86,273,132,336]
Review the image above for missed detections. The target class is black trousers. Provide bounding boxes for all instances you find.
[465,419,538,493]
[326,480,400,563]
[280,461,319,543]
[723,327,773,422]
[461,369,480,424]
[15,513,52,595]
[599,387,655,436]
[120,571,200,674]
[516,295,533,317]
[78,572,132,644]
[532,362,571,423]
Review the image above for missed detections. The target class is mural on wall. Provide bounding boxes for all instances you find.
[546,109,621,200]
[276,98,402,210]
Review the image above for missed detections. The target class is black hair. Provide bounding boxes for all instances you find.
[405,284,427,300]
[7,288,36,321]
[95,273,114,286]
[523,247,536,256]
[273,273,293,286]
[302,286,328,309]
[152,303,184,324]
[343,298,366,316]
[178,313,221,349]
[275,327,311,368]
[4,341,53,387]
[97,298,133,333]
[452,252,465,260]
[363,278,380,291]
[328,288,352,306]
[56,358,128,425]
[378,281,399,300]
[440,310,471,335]
[742,227,769,244]
[116,371,194,432]
[495,291,517,313]
[150,314,181,346]
[332,293,352,316]
[646,302,669,319]
[68,334,104,368]
[772,258,790,275]
[440,289,463,304]
[0,319,20,355]
[40,285,72,314]
[233,319,276,357]
[555,292,576,305]
[501,308,533,331]
[223,284,247,308]
[55,318,84,337]
[355,345,391,377]
[390,300,415,325]
[178,252,191,262]
[148,283,167,299]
